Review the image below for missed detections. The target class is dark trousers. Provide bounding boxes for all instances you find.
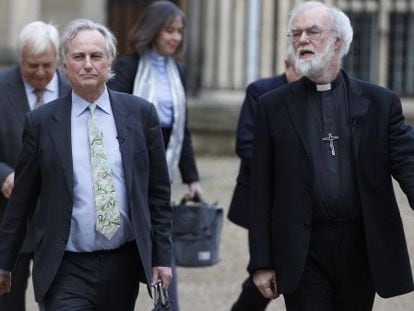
[0,252,31,311]
[43,242,142,311]
[284,221,375,311]
[230,274,270,311]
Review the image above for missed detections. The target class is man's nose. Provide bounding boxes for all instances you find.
[299,31,310,43]
[35,66,46,76]
[84,56,93,68]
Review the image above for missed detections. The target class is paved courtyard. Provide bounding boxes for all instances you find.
[25,155,414,310]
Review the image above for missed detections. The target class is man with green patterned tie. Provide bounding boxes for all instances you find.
[0,19,173,310]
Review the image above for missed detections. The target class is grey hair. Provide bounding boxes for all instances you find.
[18,21,59,61]
[288,1,353,58]
[60,19,117,78]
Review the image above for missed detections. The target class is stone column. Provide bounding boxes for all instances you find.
[378,0,390,87]
[275,0,291,75]
[245,0,260,84]
[232,0,246,89]
[201,0,217,88]
[259,0,276,77]
[0,0,41,64]
[217,0,232,88]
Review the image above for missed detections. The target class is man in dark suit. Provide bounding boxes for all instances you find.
[0,21,70,311]
[228,56,299,311]
[250,2,414,310]
[0,19,172,310]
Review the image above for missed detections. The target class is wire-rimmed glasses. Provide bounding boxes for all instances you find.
[287,27,333,42]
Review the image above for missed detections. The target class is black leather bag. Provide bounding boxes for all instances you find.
[172,197,223,267]
[151,281,172,311]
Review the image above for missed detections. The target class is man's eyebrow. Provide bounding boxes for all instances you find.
[293,24,321,29]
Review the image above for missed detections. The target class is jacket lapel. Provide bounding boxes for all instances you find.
[346,75,370,157]
[50,95,74,197]
[285,80,310,155]
[109,91,135,192]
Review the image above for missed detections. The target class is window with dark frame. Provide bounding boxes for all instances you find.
[343,11,379,84]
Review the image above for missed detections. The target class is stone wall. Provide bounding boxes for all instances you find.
[188,91,243,155]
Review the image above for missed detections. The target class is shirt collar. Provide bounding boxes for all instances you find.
[304,71,344,93]
[316,83,332,92]
[148,49,167,63]
[72,87,111,117]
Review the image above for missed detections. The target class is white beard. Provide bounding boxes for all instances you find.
[295,38,336,78]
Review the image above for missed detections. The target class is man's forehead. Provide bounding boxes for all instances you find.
[70,29,105,44]
[293,7,330,29]
[69,46,105,53]
[67,31,106,52]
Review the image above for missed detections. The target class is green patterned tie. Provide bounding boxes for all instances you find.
[88,102,120,239]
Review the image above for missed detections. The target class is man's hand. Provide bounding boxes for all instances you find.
[151,266,172,289]
[0,272,11,295]
[253,269,279,299]
[188,182,202,201]
[1,172,14,199]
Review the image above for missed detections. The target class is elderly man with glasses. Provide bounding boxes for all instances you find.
[249,2,414,311]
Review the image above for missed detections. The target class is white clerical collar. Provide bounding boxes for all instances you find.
[316,83,332,92]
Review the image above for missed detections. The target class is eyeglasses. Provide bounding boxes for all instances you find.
[287,28,333,42]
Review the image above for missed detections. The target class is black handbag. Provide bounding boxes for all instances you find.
[151,280,172,311]
[172,196,223,267]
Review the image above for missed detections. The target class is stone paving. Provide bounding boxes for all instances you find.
[25,155,414,310]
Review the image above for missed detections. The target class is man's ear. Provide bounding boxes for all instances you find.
[335,37,341,51]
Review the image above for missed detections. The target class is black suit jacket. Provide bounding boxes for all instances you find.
[249,71,414,298]
[228,74,288,228]
[107,53,199,183]
[0,90,172,302]
[0,66,70,253]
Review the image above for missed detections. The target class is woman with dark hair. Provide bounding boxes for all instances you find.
[108,1,202,310]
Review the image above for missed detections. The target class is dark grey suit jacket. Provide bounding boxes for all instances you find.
[0,90,172,302]
[0,65,70,253]
[249,71,414,298]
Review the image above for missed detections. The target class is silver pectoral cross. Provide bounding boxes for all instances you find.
[322,133,339,156]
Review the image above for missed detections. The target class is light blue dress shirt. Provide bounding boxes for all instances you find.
[66,88,134,252]
[148,50,174,128]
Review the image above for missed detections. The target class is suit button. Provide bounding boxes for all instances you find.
[67,208,72,215]
[61,238,67,244]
